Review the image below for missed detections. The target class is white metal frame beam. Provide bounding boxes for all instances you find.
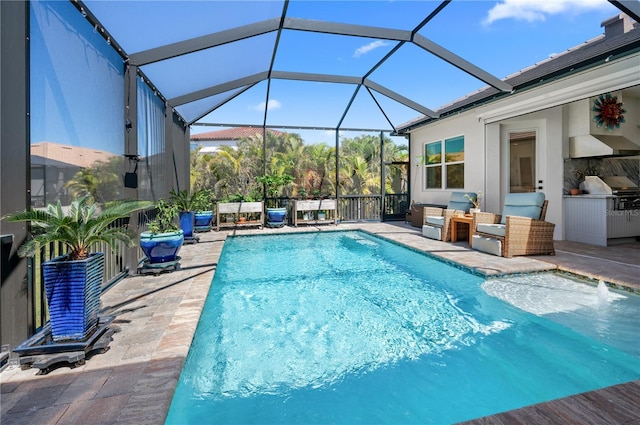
[413,34,513,92]
[171,70,438,119]
[129,18,281,66]
[609,0,640,23]
[282,17,412,41]
[170,72,268,106]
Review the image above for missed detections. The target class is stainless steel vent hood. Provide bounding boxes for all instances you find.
[570,134,640,158]
[568,91,640,158]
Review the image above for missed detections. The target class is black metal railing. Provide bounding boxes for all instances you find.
[260,195,408,222]
[383,193,409,221]
[338,195,382,222]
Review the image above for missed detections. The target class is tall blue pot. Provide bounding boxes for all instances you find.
[179,211,195,237]
[42,252,104,342]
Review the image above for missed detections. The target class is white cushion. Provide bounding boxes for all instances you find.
[422,225,442,240]
[472,235,502,256]
[476,223,506,237]
[426,216,444,226]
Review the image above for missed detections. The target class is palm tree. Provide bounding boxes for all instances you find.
[339,135,382,195]
[188,130,406,204]
[339,155,380,195]
[65,168,101,201]
[190,145,216,191]
[305,143,336,196]
[64,157,123,203]
[273,135,307,196]
[209,146,248,199]
[383,139,408,194]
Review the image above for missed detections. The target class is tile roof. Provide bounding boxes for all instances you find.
[190,127,284,141]
[31,142,117,168]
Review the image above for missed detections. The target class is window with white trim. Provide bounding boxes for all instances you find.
[424,135,465,189]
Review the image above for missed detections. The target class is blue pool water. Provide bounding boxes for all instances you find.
[166,231,640,424]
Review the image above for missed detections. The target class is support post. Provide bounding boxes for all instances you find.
[124,65,140,275]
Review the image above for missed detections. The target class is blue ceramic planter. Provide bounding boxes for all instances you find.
[179,211,195,237]
[140,230,184,263]
[266,207,287,228]
[194,211,213,231]
[42,252,104,342]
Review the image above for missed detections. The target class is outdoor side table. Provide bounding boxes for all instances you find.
[450,215,474,247]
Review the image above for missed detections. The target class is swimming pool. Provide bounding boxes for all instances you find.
[166,230,640,424]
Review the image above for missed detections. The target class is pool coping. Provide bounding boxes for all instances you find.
[357,224,640,294]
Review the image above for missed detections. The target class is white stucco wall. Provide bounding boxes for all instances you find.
[410,109,564,239]
[409,114,484,208]
[407,51,640,242]
[497,109,564,239]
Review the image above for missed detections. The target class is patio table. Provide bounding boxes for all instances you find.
[450,215,474,247]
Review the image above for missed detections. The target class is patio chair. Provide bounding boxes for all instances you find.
[422,192,476,241]
[471,192,555,258]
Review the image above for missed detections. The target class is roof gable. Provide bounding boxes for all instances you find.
[191,127,285,141]
[31,142,117,168]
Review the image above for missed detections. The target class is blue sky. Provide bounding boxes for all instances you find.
[36,0,624,149]
[174,0,620,144]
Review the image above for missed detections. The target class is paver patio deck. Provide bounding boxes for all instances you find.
[1,222,638,424]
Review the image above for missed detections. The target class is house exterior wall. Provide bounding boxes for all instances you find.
[496,109,564,238]
[408,51,640,241]
[410,114,485,208]
[190,139,237,153]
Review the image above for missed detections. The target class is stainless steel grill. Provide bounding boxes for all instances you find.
[613,191,640,210]
[603,176,640,210]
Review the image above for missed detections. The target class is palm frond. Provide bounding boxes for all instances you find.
[5,196,150,260]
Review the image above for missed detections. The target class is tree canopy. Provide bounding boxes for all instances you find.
[190,132,407,201]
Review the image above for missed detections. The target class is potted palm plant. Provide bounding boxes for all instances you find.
[192,189,213,232]
[464,191,483,214]
[139,198,184,264]
[4,197,151,342]
[257,173,293,228]
[169,189,203,240]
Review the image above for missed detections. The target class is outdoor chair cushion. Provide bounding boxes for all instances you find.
[500,192,545,224]
[422,225,441,240]
[448,191,476,213]
[472,235,502,256]
[476,223,506,237]
[426,216,445,226]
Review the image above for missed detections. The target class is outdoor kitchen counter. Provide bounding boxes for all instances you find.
[564,196,640,246]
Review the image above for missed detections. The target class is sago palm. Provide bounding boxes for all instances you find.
[5,197,152,260]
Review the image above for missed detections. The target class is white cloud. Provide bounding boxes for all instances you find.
[324,130,345,138]
[483,0,610,25]
[250,99,282,112]
[354,40,389,58]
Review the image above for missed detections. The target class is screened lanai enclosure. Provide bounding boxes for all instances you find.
[17,0,640,212]
[2,0,638,345]
[23,0,525,220]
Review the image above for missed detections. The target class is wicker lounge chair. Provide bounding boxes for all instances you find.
[472,192,555,258]
[422,192,476,241]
